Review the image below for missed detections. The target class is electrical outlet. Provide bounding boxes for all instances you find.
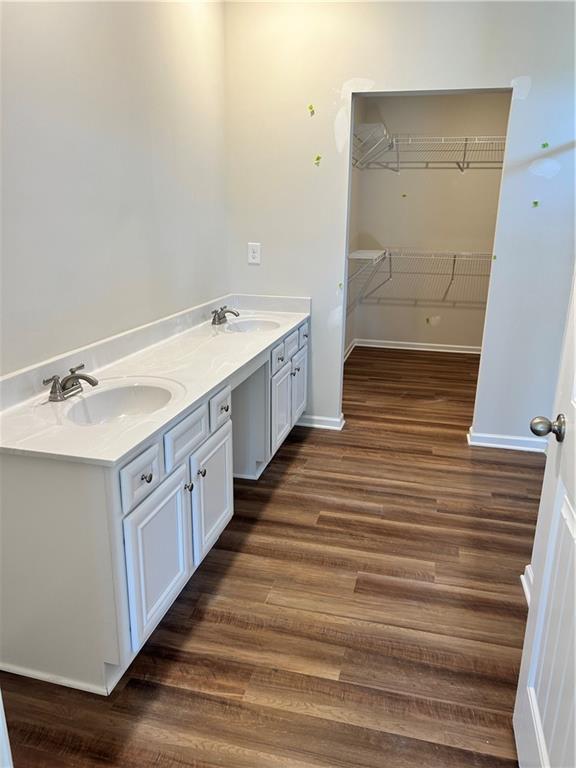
[248,242,261,265]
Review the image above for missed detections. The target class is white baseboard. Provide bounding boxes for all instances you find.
[520,564,534,606]
[344,341,356,361]
[297,413,345,431]
[467,429,547,453]
[0,661,108,696]
[350,339,481,355]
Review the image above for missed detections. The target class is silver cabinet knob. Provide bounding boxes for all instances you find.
[184,482,194,492]
[530,414,566,442]
[278,356,284,363]
[140,472,153,483]
[291,371,297,377]
[220,404,230,413]
[198,468,207,478]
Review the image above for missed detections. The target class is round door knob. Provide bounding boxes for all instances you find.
[140,472,153,484]
[184,482,194,492]
[198,468,207,478]
[220,404,230,413]
[530,414,566,442]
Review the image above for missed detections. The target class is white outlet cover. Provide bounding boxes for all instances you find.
[248,242,261,265]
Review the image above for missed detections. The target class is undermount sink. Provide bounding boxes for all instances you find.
[66,381,179,426]
[223,319,281,333]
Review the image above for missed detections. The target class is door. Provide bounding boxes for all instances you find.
[271,361,292,454]
[514,278,575,768]
[190,421,233,563]
[123,465,193,652]
[291,345,308,425]
[0,691,12,768]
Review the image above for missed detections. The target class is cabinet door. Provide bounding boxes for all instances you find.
[190,421,234,563]
[123,465,193,652]
[271,361,293,455]
[291,345,308,425]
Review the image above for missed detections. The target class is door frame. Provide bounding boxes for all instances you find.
[336,86,513,423]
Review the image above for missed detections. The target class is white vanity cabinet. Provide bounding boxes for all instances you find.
[121,394,233,652]
[270,321,309,455]
[271,361,293,454]
[290,346,308,425]
[189,421,233,563]
[0,311,310,697]
[123,465,194,652]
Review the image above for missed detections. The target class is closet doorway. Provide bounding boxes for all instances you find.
[344,89,512,418]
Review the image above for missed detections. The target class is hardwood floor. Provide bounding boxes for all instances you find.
[1,348,546,767]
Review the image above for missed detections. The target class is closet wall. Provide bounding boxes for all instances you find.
[346,91,511,353]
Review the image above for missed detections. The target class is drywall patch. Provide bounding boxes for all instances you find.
[511,75,531,100]
[334,77,375,153]
[529,158,561,179]
[339,78,375,102]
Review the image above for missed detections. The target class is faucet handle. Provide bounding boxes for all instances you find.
[69,363,85,375]
[42,375,65,402]
[42,374,60,387]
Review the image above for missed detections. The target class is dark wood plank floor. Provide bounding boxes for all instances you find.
[1,348,546,768]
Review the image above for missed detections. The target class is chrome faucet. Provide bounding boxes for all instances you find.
[211,306,240,326]
[43,364,99,402]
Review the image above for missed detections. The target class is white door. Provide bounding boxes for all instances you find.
[190,421,233,564]
[0,691,13,768]
[123,465,193,652]
[291,345,308,425]
[514,279,575,768]
[271,361,292,454]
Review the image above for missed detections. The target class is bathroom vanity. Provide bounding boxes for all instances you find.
[0,296,310,694]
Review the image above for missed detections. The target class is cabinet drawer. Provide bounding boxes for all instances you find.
[164,404,209,472]
[271,341,286,375]
[299,322,309,349]
[120,443,161,514]
[209,386,232,433]
[284,330,299,360]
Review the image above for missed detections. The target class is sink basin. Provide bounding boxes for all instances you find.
[223,319,281,333]
[66,382,177,426]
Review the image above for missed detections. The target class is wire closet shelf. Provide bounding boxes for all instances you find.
[347,248,493,313]
[352,123,506,172]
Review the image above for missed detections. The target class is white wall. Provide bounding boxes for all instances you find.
[1,2,228,375]
[348,91,510,351]
[224,2,575,439]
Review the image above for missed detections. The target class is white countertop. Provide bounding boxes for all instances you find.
[0,310,308,466]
